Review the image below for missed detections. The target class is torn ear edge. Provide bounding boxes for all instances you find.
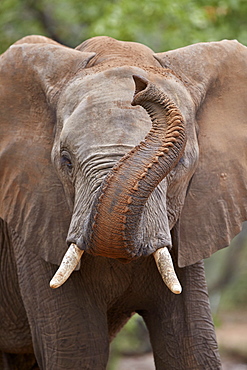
[156,40,247,267]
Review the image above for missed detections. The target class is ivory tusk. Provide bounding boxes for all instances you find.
[50,243,84,289]
[153,247,182,294]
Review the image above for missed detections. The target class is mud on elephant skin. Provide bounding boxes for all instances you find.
[0,34,247,369]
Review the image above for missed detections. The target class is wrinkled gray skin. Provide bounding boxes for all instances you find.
[1,35,247,369]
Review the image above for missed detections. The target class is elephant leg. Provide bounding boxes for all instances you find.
[0,219,34,357]
[139,260,222,370]
[107,306,134,341]
[13,236,109,370]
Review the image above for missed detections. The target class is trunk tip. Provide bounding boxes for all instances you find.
[132,75,149,101]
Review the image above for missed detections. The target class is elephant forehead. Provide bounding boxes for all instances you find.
[59,67,153,151]
[60,66,150,115]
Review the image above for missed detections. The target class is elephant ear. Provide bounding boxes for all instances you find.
[155,40,247,267]
[0,36,95,266]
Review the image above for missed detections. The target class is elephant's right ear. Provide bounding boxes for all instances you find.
[0,37,94,266]
[155,40,247,267]
[5,37,95,103]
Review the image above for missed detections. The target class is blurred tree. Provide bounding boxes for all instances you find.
[1,0,247,54]
[205,223,247,312]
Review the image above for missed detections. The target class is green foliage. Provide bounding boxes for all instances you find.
[1,0,247,54]
[217,243,247,310]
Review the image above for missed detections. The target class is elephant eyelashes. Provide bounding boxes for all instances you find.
[60,152,73,174]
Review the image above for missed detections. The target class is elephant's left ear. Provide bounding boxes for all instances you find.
[155,40,247,267]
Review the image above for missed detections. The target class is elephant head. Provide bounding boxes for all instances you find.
[1,36,247,295]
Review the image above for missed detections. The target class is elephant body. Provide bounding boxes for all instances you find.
[1,34,247,369]
[1,219,219,369]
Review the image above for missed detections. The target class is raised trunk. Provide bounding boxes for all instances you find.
[86,75,186,260]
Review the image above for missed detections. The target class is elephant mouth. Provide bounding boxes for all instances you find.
[50,75,186,294]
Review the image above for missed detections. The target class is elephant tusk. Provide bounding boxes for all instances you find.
[50,243,84,289]
[153,247,182,294]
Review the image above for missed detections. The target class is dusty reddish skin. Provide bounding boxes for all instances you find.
[87,75,186,260]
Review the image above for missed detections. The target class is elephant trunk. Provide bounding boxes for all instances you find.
[86,75,186,260]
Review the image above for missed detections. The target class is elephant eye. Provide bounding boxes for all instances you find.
[60,151,73,173]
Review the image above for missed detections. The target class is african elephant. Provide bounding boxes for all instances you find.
[0,34,247,370]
